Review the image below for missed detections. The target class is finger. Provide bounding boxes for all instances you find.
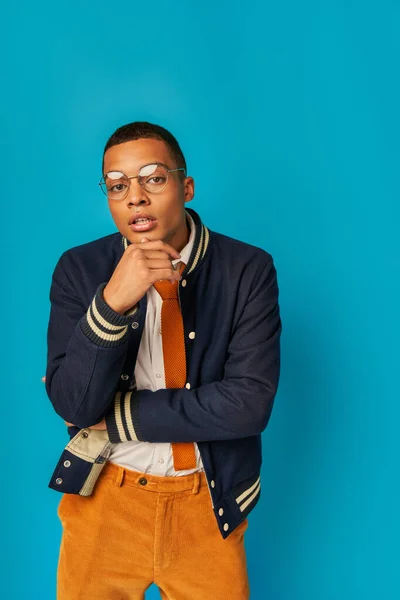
[134,239,180,259]
[141,250,171,260]
[145,259,179,270]
[42,376,46,382]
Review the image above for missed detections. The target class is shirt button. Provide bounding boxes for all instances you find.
[131,322,139,329]
[218,508,224,516]
[121,374,129,380]
[81,430,89,438]
[156,373,162,379]
[181,279,187,287]
[223,523,229,531]
[56,478,63,485]
[211,480,215,488]
[189,332,195,339]
[139,477,148,486]
[63,460,71,468]
[185,382,191,389]
[158,458,164,464]
[158,328,162,335]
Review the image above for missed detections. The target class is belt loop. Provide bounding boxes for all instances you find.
[114,466,125,487]
[192,472,200,494]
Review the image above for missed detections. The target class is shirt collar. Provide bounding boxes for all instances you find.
[172,210,196,268]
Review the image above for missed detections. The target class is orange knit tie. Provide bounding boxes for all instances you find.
[153,262,197,471]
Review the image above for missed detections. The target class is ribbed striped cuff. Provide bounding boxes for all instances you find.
[80,282,138,347]
[105,391,143,442]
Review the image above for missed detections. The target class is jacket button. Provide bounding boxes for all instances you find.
[185,382,191,389]
[211,480,215,488]
[181,279,187,287]
[121,374,129,380]
[189,332,195,339]
[56,478,63,485]
[218,508,224,516]
[139,478,147,486]
[63,460,71,468]
[223,523,229,531]
[131,322,139,329]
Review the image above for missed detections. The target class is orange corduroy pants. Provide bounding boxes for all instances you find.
[56,461,250,599]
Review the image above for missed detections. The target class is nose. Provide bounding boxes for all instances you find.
[125,177,150,206]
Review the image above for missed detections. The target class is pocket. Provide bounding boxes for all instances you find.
[57,475,114,527]
[56,491,81,524]
[57,493,68,522]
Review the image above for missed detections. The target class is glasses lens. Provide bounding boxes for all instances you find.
[104,171,129,199]
[139,164,168,193]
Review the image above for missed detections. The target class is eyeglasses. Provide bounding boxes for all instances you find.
[99,162,186,200]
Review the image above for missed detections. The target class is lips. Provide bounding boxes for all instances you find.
[129,218,158,233]
[128,213,156,225]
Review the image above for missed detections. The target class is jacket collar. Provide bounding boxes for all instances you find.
[121,207,210,277]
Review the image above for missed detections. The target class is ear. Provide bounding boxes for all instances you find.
[183,176,195,203]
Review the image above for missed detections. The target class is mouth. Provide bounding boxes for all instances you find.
[129,217,158,232]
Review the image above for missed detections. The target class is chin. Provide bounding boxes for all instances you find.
[124,227,165,244]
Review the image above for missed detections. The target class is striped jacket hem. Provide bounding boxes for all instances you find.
[233,472,262,517]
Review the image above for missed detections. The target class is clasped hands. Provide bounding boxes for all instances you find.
[41,376,107,430]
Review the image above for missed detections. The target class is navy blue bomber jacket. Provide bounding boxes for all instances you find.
[46,207,282,539]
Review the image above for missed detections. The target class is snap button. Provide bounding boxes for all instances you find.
[139,477,148,486]
[63,460,71,468]
[131,322,139,329]
[185,382,191,389]
[211,480,215,488]
[81,431,89,438]
[181,279,187,287]
[121,374,129,380]
[55,478,63,485]
[189,332,195,339]
[223,523,229,531]
[218,508,224,516]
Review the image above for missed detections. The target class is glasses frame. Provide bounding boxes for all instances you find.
[98,162,187,199]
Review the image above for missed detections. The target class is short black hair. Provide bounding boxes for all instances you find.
[102,121,187,175]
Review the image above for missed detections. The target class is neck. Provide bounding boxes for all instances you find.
[168,214,190,253]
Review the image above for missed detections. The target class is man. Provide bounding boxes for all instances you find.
[44,121,282,599]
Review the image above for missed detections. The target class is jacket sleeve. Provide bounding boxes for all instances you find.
[105,255,282,443]
[45,251,139,427]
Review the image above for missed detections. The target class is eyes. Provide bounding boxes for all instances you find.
[100,163,179,199]
[108,182,128,193]
[146,175,167,185]
[107,175,166,193]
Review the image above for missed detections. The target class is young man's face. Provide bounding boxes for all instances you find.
[103,138,194,251]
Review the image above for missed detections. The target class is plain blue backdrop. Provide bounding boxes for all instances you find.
[2,1,399,598]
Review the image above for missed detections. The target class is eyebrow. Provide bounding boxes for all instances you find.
[104,161,172,176]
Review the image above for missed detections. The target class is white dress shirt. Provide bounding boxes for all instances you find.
[108,211,205,475]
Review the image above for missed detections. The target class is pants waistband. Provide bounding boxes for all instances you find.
[101,461,209,495]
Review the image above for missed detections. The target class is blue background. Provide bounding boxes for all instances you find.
[2,1,399,598]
